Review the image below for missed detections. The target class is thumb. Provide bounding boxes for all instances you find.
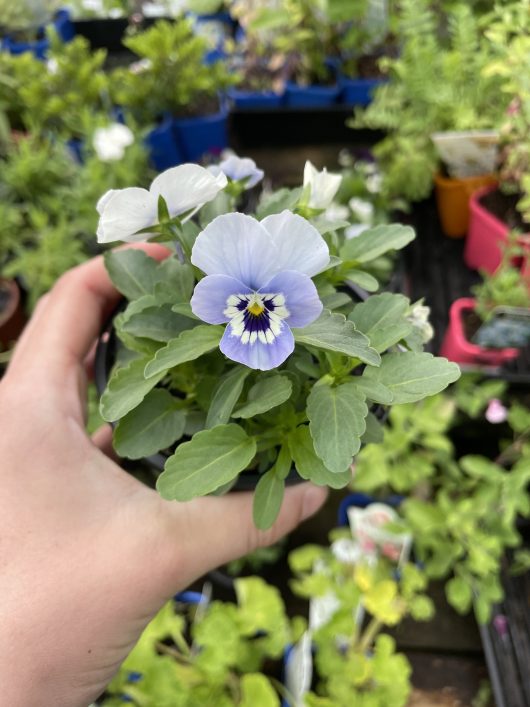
[159,483,328,591]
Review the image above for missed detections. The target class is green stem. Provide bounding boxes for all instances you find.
[358,618,383,654]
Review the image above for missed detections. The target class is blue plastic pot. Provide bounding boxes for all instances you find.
[340,77,385,107]
[227,87,284,109]
[284,80,340,108]
[174,104,229,162]
[145,117,185,171]
[2,8,74,59]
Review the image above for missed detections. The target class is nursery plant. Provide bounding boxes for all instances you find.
[110,19,236,126]
[95,159,460,529]
[351,0,506,203]
[287,538,434,707]
[0,0,60,35]
[351,378,530,622]
[101,577,302,706]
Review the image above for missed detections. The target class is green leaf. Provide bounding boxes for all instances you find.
[253,469,285,530]
[361,411,385,444]
[340,224,415,263]
[205,367,251,429]
[233,374,293,419]
[293,310,381,366]
[349,293,413,352]
[100,357,165,422]
[256,186,302,219]
[240,674,280,707]
[144,325,223,378]
[344,269,380,292]
[307,382,368,472]
[104,249,159,300]
[155,258,195,303]
[446,576,473,613]
[113,389,186,459]
[363,352,460,403]
[157,424,257,501]
[122,305,196,342]
[353,377,394,404]
[288,426,352,488]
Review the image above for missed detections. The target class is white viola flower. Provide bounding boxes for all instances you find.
[349,197,374,224]
[407,302,434,343]
[214,154,265,189]
[93,123,134,163]
[345,224,369,240]
[303,161,342,210]
[485,399,508,424]
[96,164,228,244]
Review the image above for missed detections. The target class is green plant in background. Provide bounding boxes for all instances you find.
[102,577,303,706]
[15,33,110,139]
[289,542,434,707]
[351,376,530,622]
[352,0,506,202]
[0,0,59,34]
[483,0,530,223]
[111,19,237,126]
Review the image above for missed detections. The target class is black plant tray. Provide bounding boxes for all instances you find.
[229,108,383,149]
[479,557,530,707]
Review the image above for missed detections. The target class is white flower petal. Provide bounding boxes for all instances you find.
[96,187,156,244]
[191,213,278,289]
[150,163,227,218]
[303,160,342,210]
[261,210,330,277]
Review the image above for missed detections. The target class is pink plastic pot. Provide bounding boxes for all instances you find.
[440,297,519,367]
[464,186,508,274]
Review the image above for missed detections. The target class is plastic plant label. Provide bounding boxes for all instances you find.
[309,592,341,633]
[472,306,530,350]
[348,503,412,566]
[285,631,313,706]
[431,130,499,178]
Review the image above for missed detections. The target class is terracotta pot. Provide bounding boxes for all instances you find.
[0,279,26,348]
[440,297,519,367]
[434,173,497,239]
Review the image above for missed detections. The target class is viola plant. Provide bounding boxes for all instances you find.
[96,160,460,529]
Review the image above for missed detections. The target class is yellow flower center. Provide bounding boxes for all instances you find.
[247,301,265,316]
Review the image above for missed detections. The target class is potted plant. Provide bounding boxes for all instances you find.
[465,1,530,272]
[286,539,434,706]
[100,576,302,705]
[110,18,237,168]
[351,0,506,237]
[94,159,460,529]
[351,380,530,623]
[441,237,530,368]
[0,0,74,59]
[246,0,340,108]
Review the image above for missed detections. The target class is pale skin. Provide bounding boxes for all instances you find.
[0,244,327,707]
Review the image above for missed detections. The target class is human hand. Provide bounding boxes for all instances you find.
[0,246,327,707]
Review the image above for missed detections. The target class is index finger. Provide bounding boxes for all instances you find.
[8,244,170,381]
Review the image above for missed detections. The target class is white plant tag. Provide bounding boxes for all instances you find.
[348,503,412,566]
[431,130,499,178]
[309,592,341,633]
[285,631,313,706]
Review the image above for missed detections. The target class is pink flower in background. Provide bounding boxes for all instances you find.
[485,399,508,424]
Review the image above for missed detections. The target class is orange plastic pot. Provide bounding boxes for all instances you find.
[434,173,497,239]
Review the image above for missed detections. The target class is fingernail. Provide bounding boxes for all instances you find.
[301,484,328,521]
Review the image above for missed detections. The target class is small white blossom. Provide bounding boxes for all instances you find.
[129,58,152,74]
[324,204,349,222]
[407,302,434,343]
[96,164,227,244]
[485,399,508,424]
[349,197,374,224]
[93,123,134,163]
[366,172,382,194]
[46,58,58,74]
[303,161,342,210]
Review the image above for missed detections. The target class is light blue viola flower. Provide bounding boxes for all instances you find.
[209,153,264,189]
[190,210,329,370]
